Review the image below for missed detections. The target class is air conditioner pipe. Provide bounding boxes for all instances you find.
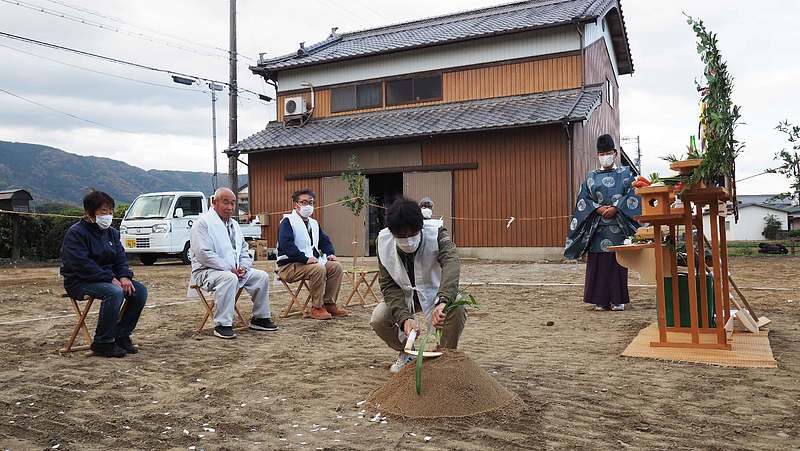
[300,81,315,126]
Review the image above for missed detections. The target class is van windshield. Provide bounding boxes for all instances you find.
[125,195,175,220]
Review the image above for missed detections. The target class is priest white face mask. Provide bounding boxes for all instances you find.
[395,232,421,253]
[420,208,433,219]
[598,154,615,168]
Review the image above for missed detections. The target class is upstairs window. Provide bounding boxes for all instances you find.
[331,82,382,112]
[606,78,615,109]
[387,74,442,105]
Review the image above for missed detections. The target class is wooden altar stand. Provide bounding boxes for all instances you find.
[615,182,732,351]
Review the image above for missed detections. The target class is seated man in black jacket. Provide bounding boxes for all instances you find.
[60,191,148,358]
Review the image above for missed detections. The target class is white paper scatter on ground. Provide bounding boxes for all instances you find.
[355,400,366,406]
[196,378,202,382]
[381,421,387,424]
[300,442,307,445]
[58,411,64,415]
[293,424,298,428]
[203,427,215,433]
[424,436,432,442]
[189,447,196,450]
[280,398,287,402]
[296,433,303,437]
[336,415,343,419]
[334,439,341,442]
[320,427,328,431]
[184,430,190,435]
[370,413,385,423]
[204,395,210,399]
[334,430,341,434]
[122,426,130,430]
[410,433,416,437]
[51,445,60,449]
[263,396,269,400]
[165,426,172,430]
[152,401,159,404]
[240,403,246,407]
[279,438,287,441]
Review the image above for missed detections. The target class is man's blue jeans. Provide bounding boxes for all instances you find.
[79,280,148,344]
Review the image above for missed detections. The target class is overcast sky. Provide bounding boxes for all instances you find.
[1,0,798,194]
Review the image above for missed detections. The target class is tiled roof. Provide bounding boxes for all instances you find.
[232,88,601,153]
[256,0,631,73]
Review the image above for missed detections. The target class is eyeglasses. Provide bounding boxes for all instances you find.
[297,200,315,206]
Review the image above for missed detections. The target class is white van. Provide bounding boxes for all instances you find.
[120,191,206,265]
[121,191,263,265]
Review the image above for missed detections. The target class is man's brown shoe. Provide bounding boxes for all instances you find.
[309,306,333,320]
[324,303,348,317]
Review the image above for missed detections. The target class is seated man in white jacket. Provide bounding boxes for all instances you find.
[190,188,277,339]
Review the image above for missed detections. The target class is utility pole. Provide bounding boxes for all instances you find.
[228,0,239,214]
[621,135,641,173]
[210,84,221,191]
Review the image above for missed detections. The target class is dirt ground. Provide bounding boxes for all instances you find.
[0,256,798,450]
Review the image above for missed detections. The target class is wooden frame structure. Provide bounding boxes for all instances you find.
[192,285,246,332]
[276,273,312,318]
[60,294,128,353]
[634,185,732,350]
[344,269,381,308]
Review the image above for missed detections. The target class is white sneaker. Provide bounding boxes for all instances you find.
[389,352,416,373]
[611,304,626,311]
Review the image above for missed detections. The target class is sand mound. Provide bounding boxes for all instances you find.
[367,350,522,419]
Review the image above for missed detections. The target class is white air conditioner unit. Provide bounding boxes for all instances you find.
[283,96,307,117]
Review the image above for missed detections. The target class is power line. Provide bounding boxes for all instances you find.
[0,86,135,133]
[1,0,257,65]
[40,0,256,61]
[0,42,207,93]
[0,30,269,101]
[0,0,228,59]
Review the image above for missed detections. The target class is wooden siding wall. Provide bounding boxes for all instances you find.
[423,127,569,247]
[276,54,582,121]
[572,38,620,197]
[249,149,332,243]
[249,127,571,247]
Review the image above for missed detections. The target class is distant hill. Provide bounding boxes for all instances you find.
[0,140,247,206]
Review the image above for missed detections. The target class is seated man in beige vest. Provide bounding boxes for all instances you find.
[276,189,347,320]
[370,197,466,373]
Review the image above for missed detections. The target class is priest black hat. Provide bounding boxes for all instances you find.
[596,134,615,152]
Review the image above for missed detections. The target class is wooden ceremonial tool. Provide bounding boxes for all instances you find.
[403,329,443,358]
[630,183,732,350]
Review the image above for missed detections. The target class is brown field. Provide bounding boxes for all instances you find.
[0,256,798,450]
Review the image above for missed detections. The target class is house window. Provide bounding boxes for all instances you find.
[606,78,615,108]
[331,82,383,112]
[725,220,731,231]
[386,74,442,105]
[331,85,355,112]
[356,82,382,109]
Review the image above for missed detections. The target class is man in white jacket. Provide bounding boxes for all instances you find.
[190,188,277,339]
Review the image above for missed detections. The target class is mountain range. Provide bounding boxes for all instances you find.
[0,140,247,206]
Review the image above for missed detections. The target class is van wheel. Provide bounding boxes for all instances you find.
[140,255,157,266]
[180,242,192,265]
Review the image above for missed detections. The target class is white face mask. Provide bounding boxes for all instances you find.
[421,208,433,219]
[395,233,421,253]
[95,214,113,230]
[298,205,314,218]
[598,154,615,168]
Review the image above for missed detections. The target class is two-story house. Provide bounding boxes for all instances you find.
[233,0,634,259]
